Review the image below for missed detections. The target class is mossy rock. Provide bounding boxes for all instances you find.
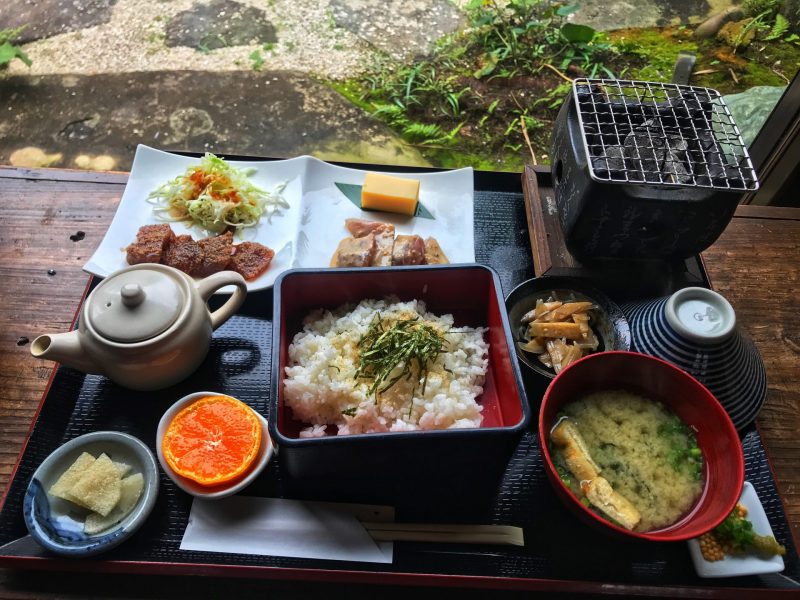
[717,19,756,48]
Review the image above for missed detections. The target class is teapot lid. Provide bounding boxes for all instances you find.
[88,267,184,343]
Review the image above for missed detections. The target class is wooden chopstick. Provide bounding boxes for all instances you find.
[361,523,524,546]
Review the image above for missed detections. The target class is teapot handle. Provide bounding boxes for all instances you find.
[195,271,248,330]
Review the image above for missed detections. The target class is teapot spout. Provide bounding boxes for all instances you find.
[31,332,103,375]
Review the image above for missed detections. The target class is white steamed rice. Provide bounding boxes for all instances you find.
[283,298,489,436]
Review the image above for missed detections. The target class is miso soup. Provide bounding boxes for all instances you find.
[551,390,704,532]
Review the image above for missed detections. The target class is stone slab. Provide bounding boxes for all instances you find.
[330,0,464,59]
[164,0,277,50]
[570,0,736,31]
[0,0,119,43]
[0,71,427,170]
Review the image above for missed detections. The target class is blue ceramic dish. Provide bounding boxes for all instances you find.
[24,431,159,557]
[623,287,767,430]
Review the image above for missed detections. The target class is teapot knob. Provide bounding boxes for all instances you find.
[120,283,146,308]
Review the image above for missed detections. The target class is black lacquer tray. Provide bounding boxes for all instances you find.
[0,164,797,597]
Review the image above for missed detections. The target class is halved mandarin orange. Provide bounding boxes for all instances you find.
[162,395,262,487]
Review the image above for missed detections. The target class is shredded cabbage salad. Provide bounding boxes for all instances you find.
[146,153,288,234]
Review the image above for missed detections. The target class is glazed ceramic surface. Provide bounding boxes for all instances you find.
[23,431,159,557]
[31,264,247,391]
[156,392,273,499]
[505,275,631,380]
[623,287,767,430]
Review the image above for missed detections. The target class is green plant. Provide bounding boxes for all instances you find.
[249,50,265,70]
[463,0,616,79]
[0,26,31,68]
[196,33,227,53]
[736,0,798,47]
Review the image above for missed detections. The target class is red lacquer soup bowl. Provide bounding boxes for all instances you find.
[539,351,744,542]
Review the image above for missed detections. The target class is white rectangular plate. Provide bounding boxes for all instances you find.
[688,481,785,578]
[84,146,475,292]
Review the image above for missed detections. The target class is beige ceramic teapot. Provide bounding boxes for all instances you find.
[31,264,247,390]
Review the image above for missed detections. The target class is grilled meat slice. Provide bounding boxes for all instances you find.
[391,234,425,266]
[162,234,203,275]
[195,231,234,276]
[423,237,449,264]
[330,234,377,267]
[230,241,275,280]
[126,224,175,265]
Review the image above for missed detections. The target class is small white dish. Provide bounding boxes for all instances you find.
[688,481,785,578]
[156,391,273,499]
[23,431,159,557]
[84,146,475,293]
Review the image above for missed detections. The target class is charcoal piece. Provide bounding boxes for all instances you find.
[592,146,626,179]
[623,122,667,183]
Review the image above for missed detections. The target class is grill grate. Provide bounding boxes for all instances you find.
[573,79,759,191]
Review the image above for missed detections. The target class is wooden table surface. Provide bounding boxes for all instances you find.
[0,166,797,598]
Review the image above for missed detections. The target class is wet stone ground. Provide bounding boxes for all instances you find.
[0,71,426,170]
[0,0,734,170]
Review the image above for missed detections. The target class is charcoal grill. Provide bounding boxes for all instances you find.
[551,79,759,261]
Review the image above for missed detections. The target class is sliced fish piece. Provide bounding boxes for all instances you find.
[331,234,377,267]
[391,235,425,266]
[423,237,449,264]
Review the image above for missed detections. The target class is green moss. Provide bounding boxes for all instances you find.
[610,27,698,83]
[421,148,524,172]
[327,79,374,113]
[608,25,799,93]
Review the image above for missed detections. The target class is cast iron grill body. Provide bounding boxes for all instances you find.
[551,79,758,261]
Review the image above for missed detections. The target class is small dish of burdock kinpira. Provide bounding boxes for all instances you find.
[23,431,159,557]
[505,276,631,379]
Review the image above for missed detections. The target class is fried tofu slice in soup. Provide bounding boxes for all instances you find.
[551,419,601,481]
[582,477,642,531]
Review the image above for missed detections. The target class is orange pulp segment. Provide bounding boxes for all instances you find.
[162,395,262,487]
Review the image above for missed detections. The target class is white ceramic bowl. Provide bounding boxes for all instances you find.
[156,391,273,499]
[23,431,159,557]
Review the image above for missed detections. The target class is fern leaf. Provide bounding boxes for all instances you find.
[765,14,789,40]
